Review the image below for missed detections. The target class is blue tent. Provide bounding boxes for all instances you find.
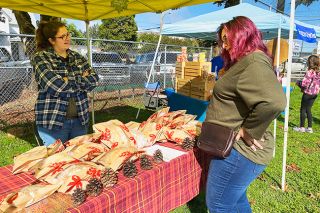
[162,3,320,40]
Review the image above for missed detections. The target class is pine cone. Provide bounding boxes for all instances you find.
[101,167,118,188]
[86,178,103,196]
[72,188,87,206]
[153,149,163,163]
[123,160,138,178]
[140,155,153,170]
[181,137,195,150]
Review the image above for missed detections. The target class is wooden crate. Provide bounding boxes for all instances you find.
[190,77,215,101]
[175,78,191,96]
[175,62,185,79]
[184,62,212,79]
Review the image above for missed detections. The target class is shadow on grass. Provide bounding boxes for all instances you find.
[93,105,153,124]
[261,171,281,188]
[312,116,320,125]
[1,105,154,145]
[1,122,39,147]
[277,115,297,128]
[187,191,207,213]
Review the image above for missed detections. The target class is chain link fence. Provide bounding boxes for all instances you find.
[0,33,211,128]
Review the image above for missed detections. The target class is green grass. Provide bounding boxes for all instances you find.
[0,88,319,212]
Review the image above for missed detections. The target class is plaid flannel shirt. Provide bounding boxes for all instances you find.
[31,48,99,130]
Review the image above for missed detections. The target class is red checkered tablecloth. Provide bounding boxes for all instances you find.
[0,143,210,213]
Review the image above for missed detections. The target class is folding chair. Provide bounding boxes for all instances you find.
[136,81,167,119]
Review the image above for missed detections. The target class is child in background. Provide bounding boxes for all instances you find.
[293,55,320,133]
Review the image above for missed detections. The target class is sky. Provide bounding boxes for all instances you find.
[61,0,320,52]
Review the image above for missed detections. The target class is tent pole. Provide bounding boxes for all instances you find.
[147,12,164,87]
[273,24,282,157]
[282,0,296,192]
[85,20,95,125]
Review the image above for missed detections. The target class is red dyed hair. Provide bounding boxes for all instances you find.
[217,16,272,70]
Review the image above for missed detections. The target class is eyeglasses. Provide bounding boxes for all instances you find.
[55,32,71,40]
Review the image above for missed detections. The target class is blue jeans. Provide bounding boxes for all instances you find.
[37,118,88,146]
[206,149,266,213]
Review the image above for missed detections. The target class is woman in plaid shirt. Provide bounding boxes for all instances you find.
[31,21,99,146]
[293,55,320,133]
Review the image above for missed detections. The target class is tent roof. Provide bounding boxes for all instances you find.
[162,3,320,40]
[0,0,216,21]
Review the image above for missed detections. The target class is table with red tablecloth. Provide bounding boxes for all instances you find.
[0,143,211,213]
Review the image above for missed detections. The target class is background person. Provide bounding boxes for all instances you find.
[204,16,286,213]
[211,55,224,80]
[293,55,320,133]
[31,21,99,146]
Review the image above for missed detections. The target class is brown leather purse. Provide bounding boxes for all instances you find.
[197,122,237,158]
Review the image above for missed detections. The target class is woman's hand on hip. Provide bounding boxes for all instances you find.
[236,128,263,151]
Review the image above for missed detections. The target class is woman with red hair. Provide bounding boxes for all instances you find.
[202,16,286,212]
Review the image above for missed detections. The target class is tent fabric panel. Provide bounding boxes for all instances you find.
[0,0,217,21]
[162,3,320,39]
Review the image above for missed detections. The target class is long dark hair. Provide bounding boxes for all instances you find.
[307,55,319,71]
[35,21,66,52]
[217,16,271,70]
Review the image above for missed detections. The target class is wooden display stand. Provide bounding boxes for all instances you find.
[190,77,215,101]
[175,61,215,101]
[175,78,191,96]
[175,62,185,79]
[184,62,211,79]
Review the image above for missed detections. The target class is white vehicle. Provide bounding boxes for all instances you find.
[291,57,307,71]
[131,51,180,87]
[92,52,130,86]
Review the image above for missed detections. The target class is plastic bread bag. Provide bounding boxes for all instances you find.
[163,110,187,122]
[12,146,48,175]
[129,129,149,149]
[139,122,164,147]
[92,146,140,171]
[0,183,61,212]
[148,110,188,129]
[63,142,108,161]
[47,162,105,193]
[47,139,65,156]
[125,121,141,132]
[179,120,202,137]
[138,107,170,131]
[92,119,136,148]
[34,152,79,180]
[162,126,194,144]
[64,132,103,146]
[168,114,197,129]
[148,107,170,122]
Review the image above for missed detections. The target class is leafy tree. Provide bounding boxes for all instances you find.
[138,32,199,47]
[137,32,202,55]
[66,22,84,38]
[89,23,100,39]
[12,11,36,57]
[98,15,137,41]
